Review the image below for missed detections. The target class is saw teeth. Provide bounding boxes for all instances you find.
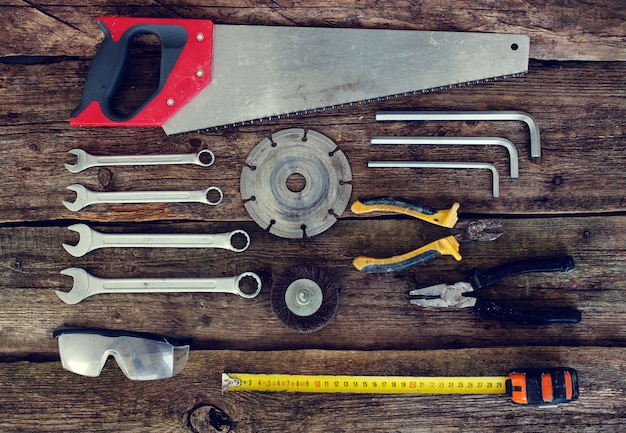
[192,72,526,134]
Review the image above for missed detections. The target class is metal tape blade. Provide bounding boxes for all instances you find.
[164,27,529,134]
[222,373,509,395]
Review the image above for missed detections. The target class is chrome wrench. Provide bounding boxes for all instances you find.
[65,149,215,173]
[63,224,250,257]
[63,184,223,212]
[57,268,262,304]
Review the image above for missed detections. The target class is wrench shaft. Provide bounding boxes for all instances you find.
[90,154,199,166]
[97,277,238,294]
[99,233,235,249]
[92,190,205,204]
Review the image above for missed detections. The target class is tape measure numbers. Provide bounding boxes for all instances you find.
[222,368,579,406]
[223,373,507,395]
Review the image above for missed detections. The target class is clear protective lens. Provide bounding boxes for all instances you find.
[55,329,190,380]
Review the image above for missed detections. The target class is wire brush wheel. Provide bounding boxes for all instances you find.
[271,265,340,333]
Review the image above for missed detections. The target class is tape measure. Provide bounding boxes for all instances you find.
[222,368,579,406]
[223,373,506,395]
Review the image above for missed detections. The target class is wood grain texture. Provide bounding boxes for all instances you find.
[1,348,625,433]
[0,215,624,358]
[0,1,625,431]
[0,59,624,223]
[1,1,624,60]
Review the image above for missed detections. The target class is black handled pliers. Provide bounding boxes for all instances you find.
[409,256,582,324]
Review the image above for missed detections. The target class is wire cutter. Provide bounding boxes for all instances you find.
[352,197,502,273]
[409,256,582,324]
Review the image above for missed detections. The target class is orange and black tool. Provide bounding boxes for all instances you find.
[507,368,579,405]
[223,367,579,406]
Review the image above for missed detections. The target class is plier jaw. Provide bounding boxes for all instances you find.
[453,220,503,242]
[409,282,477,308]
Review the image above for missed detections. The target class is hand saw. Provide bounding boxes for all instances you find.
[69,17,530,135]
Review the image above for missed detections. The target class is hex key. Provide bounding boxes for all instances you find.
[371,136,519,178]
[368,161,500,198]
[376,111,541,160]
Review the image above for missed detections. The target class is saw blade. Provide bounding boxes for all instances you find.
[240,128,352,239]
[164,27,529,134]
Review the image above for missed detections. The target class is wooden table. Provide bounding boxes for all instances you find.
[1,2,625,432]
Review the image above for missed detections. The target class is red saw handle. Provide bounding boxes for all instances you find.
[69,17,213,127]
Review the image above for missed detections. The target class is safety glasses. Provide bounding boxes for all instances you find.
[54,328,190,380]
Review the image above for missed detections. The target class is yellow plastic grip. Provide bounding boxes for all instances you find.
[351,200,459,228]
[353,235,462,272]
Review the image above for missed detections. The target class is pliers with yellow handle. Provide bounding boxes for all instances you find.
[351,197,502,273]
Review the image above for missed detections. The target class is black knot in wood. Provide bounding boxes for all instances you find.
[189,137,202,149]
[188,404,233,433]
[97,168,113,189]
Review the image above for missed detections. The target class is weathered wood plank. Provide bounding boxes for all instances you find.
[0,59,624,223]
[1,215,624,358]
[1,1,624,60]
[1,347,624,432]
[0,2,624,432]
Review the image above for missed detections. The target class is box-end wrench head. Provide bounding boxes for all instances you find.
[57,268,263,304]
[63,224,251,257]
[63,184,223,212]
[65,149,215,173]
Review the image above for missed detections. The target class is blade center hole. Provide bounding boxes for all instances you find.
[286,173,307,193]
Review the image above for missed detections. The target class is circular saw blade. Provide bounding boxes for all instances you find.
[240,128,352,238]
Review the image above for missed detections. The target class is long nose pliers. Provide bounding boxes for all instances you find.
[351,197,502,273]
[409,255,582,324]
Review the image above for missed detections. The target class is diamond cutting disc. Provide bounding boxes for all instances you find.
[240,128,352,238]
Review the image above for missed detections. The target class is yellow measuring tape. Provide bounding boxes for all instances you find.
[222,373,507,395]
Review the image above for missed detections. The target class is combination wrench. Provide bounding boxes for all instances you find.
[63,224,250,257]
[57,268,263,304]
[63,184,223,212]
[65,149,215,173]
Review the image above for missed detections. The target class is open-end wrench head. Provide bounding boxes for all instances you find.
[57,268,90,304]
[62,224,94,257]
[63,184,88,212]
[65,149,87,173]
